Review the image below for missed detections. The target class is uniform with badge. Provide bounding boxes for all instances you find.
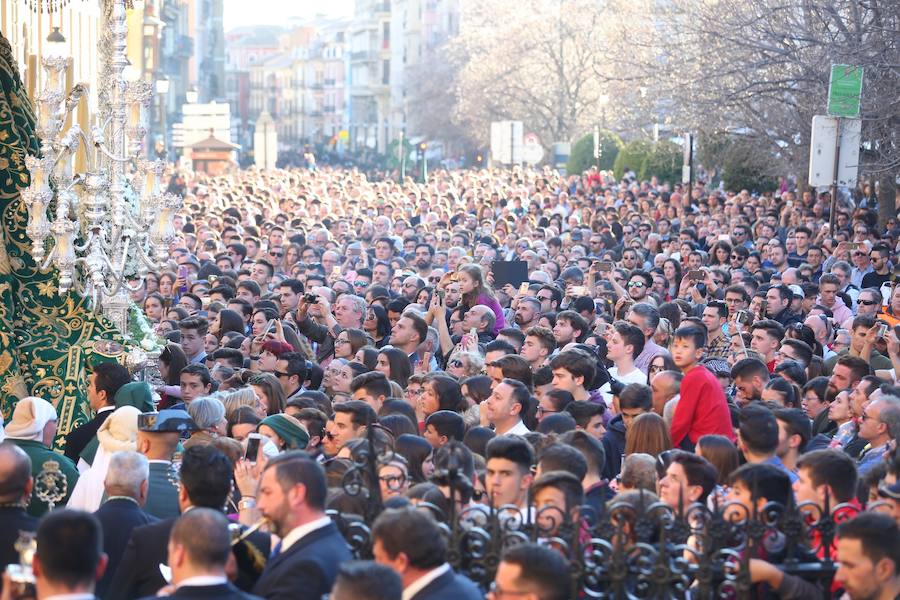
[138,409,196,520]
[4,397,79,517]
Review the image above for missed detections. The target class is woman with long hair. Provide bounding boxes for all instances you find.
[696,434,740,507]
[376,347,412,388]
[158,270,177,299]
[709,241,733,267]
[662,259,682,300]
[827,390,856,450]
[157,343,188,409]
[354,346,380,371]
[143,293,167,323]
[761,377,802,409]
[624,413,672,457]
[211,308,246,340]
[334,328,369,360]
[646,353,678,385]
[364,304,391,348]
[395,434,434,483]
[248,372,286,416]
[457,263,505,334]
[419,375,466,424]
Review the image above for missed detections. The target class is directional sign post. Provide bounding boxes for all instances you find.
[827,65,863,118]
[818,64,863,230]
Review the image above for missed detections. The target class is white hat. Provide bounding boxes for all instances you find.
[4,397,57,442]
[97,406,141,453]
[789,284,805,300]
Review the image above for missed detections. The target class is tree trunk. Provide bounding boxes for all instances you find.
[879,173,897,228]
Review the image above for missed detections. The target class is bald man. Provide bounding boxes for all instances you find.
[0,442,37,573]
[651,370,683,428]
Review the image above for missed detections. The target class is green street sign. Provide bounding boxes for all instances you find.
[827,65,863,118]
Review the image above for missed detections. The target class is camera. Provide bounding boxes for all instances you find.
[303,293,319,303]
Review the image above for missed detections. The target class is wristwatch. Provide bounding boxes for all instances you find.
[238,497,257,511]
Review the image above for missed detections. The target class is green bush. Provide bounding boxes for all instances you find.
[721,138,779,193]
[613,140,653,180]
[566,130,623,174]
[641,141,682,184]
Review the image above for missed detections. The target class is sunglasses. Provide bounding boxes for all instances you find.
[270,251,284,257]
[859,299,878,306]
[627,282,646,288]
[448,359,464,368]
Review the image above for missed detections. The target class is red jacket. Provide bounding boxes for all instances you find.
[670,364,735,447]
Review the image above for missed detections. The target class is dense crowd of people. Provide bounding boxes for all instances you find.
[2,164,900,600]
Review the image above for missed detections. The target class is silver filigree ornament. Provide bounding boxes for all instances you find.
[22,0,182,334]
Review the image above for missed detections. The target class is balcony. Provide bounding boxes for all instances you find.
[324,106,336,113]
[374,2,391,14]
[350,50,376,62]
[324,78,337,86]
[174,34,193,59]
[309,110,323,117]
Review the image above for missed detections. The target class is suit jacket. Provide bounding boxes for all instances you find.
[65,408,114,462]
[144,462,181,520]
[409,568,482,600]
[105,514,270,600]
[0,506,38,587]
[252,521,351,600]
[139,582,263,600]
[94,498,158,598]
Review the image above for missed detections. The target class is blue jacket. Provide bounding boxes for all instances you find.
[252,521,351,600]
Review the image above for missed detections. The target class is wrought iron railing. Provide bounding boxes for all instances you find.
[328,424,851,598]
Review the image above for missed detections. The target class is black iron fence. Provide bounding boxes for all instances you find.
[327,427,854,599]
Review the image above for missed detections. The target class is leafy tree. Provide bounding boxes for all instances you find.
[566,130,623,174]
[721,137,779,193]
[641,141,682,184]
[613,140,653,180]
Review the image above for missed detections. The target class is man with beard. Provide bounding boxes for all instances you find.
[414,243,434,280]
[254,453,351,600]
[514,297,542,331]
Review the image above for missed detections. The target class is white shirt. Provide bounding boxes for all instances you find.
[496,419,530,437]
[402,563,451,600]
[176,575,228,589]
[278,515,332,554]
[43,595,96,600]
[601,365,648,405]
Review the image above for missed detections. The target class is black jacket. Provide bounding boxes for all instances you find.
[601,415,626,481]
[94,498,158,598]
[64,409,114,461]
[408,568,482,600]
[139,582,263,600]
[105,514,270,600]
[772,308,802,328]
[0,505,37,591]
[252,521,351,600]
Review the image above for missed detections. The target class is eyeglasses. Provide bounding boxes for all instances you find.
[730,254,743,260]
[269,251,284,257]
[273,370,291,378]
[536,406,559,417]
[537,295,553,302]
[859,299,878,306]
[406,388,423,397]
[378,474,409,489]
[627,282,646,289]
[334,338,350,345]
[448,359,464,368]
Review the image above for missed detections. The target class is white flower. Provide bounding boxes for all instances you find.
[140,338,157,351]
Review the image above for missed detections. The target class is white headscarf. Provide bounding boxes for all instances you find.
[68,406,141,512]
[4,397,57,442]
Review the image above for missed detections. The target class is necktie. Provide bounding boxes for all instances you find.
[270,541,282,558]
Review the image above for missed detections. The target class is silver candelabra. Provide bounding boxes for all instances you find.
[21,0,181,333]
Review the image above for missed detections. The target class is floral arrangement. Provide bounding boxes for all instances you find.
[127,302,163,352]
